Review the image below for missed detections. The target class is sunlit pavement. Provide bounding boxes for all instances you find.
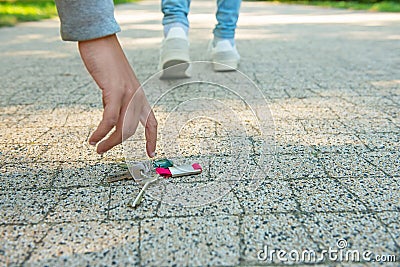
[1,0,399,266]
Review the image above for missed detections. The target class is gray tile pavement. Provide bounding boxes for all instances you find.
[0,0,399,266]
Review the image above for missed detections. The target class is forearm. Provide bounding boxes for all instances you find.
[54,0,121,41]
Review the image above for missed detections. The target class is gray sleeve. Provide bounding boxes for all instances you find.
[55,0,121,41]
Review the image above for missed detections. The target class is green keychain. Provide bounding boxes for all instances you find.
[152,158,174,168]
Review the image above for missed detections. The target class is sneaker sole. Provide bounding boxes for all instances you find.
[160,37,190,79]
[160,60,191,79]
[213,60,239,72]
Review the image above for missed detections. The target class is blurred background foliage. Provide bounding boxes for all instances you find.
[0,0,399,27]
[0,0,138,27]
[252,0,400,12]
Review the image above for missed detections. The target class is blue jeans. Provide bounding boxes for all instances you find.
[161,0,241,39]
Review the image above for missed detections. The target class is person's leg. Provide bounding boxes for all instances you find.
[210,0,241,71]
[162,0,191,36]
[213,0,241,45]
[159,0,192,78]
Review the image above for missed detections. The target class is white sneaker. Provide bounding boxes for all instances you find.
[159,27,191,79]
[209,40,240,72]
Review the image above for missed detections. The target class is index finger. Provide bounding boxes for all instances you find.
[144,110,157,158]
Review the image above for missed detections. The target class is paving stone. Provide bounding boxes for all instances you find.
[362,151,400,177]
[241,214,320,264]
[18,113,68,128]
[273,119,307,135]
[98,143,127,162]
[14,103,58,115]
[371,80,400,93]
[270,105,298,120]
[300,213,399,262]
[300,97,355,108]
[53,161,127,187]
[0,223,49,266]
[357,132,400,152]
[339,177,400,212]
[209,153,264,180]
[0,114,27,128]
[37,127,90,145]
[274,133,314,154]
[0,128,49,144]
[7,91,39,105]
[108,183,158,220]
[234,179,298,214]
[283,88,319,99]
[0,105,21,115]
[381,107,400,126]
[319,153,386,178]
[0,189,63,224]
[342,118,399,134]
[305,133,369,153]
[140,216,240,266]
[271,153,326,179]
[291,178,366,212]
[333,105,392,120]
[376,211,400,246]
[341,96,397,108]
[64,110,103,127]
[292,107,339,120]
[0,162,60,190]
[160,136,234,159]
[46,187,109,223]
[157,191,242,217]
[39,143,103,162]
[301,119,352,134]
[27,221,139,266]
[0,143,49,165]
[153,178,240,208]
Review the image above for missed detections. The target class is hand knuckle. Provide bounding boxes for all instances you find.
[105,115,118,126]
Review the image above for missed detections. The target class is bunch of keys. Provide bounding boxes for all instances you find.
[108,158,202,208]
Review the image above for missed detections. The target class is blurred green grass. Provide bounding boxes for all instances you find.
[251,0,400,12]
[0,1,55,26]
[0,0,138,27]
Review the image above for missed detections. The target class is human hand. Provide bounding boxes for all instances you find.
[78,34,157,156]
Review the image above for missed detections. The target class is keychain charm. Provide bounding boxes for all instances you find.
[152,158,174,168]
[155,163,202,178]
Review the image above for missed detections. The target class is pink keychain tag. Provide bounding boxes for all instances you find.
[156,163,202,178]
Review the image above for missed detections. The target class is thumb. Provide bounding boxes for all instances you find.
[89,97,121,146]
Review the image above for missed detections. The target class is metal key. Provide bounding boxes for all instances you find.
[127,176,159,208]
[107,171,133,183]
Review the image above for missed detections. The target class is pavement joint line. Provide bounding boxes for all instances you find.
[237,213,246,265]
[371,212,400,249]
[287,179,304,213]
[21,225,51,266]
[281,174,397,181]
[330,176,373,213]
[153,181,167,215]
[291,207,326,255]
[358,153,395,178]
[137,220,143,267]
[374,212,400,249]
[105,186,112,220]
[2,209,398,228]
